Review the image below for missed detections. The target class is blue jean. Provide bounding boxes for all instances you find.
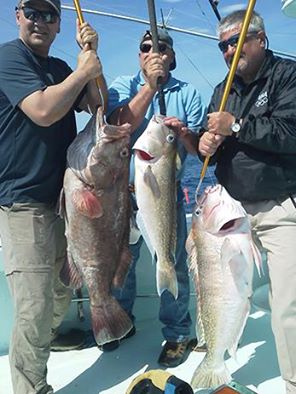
[113,199,192,342]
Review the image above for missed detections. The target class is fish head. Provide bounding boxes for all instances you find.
[192,184,250,236]
[133,115,176,163]
[86,107,131,190]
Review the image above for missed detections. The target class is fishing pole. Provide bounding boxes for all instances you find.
[61,6,296,60]
[208,0,221,21]
[195,0,257,197]
[147,0,166,116]
[72,0,105,112]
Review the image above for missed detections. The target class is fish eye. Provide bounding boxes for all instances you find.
[166,134,175,143]
[120,148,129,158]
[194,206,202,216]
[194,204,203,216]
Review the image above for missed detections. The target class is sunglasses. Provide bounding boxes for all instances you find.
[218,31,258,53]
[140,43,170,53]
[17,6,59,24]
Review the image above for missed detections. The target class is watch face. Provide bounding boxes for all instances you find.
[231,122,241,133]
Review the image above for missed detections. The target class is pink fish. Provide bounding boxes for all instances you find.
[186,184,262,389]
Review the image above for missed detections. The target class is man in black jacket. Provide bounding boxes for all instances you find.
[198,9,296,394]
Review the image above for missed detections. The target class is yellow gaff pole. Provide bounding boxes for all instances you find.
[73,0,105,112]
[196,0,257,197]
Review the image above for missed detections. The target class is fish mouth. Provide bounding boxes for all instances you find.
[135,149,156,162]
[220,219,236,231]
[219,217,246,233]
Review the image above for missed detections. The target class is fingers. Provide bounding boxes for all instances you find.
[76,20,98,51]
[207,111,234,136]
[143,53,166,90]
[164,117,188,137]
[77,49,102,80]
[198,131,225,156]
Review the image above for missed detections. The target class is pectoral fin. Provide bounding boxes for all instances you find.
[60,253,83,290]
[72,188,103,218]
[143,165,161,198]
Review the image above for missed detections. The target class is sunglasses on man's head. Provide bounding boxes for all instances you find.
[16,6,58,24]
[140,42,170,53]
[218,31,259,53]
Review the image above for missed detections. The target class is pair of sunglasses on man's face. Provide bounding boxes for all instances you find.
[140,42,170,53]
[16,6,58,24]
[218,31,259,53]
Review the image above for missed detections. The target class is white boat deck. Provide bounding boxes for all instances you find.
[0,298,285,394]
[0,241,285,393]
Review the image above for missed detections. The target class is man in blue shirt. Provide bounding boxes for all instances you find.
[106,28,206,367]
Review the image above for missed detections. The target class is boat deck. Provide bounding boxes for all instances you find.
[0,297,284,394]
[0,241,285,393]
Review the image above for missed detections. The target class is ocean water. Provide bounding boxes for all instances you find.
[181,154,217,214]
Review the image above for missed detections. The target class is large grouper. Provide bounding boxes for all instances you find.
[186,184,262,390]
[59,106,133,346]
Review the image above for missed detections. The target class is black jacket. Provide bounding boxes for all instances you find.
[207,50,296,201]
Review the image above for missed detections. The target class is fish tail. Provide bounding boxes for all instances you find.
[191,354,231,389]
[90,298,133,346]
[157,260,178,299]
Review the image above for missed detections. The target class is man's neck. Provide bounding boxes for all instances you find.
[241,52,266,85]
[19,37,49,58]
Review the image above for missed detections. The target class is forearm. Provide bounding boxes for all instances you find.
[109,83,156,131]
[81,74,108,114]
[179,131,199,155]
[19,68,93,127]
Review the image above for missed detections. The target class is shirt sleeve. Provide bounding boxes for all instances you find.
[107,75,134,118]
[0,42,46,108]
[238,61,296,154]
[182,83,207,133]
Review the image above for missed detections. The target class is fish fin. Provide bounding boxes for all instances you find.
[186,229,200,277]
[220,237,242,266]
[186,230,206,343]
[58,188,67,220]
[136,211,155,262]
[221,238,252,358]
[228,301,250,359]
[112,246,132,288]
[221,238,252,295]
[143,165,161,198]
[191,353,231,389]
[90,298,133,346]
[59,253,84,290]
[196,295,206,345]
[231,233,263,278]
[72,188,103,218]
[176,153,182,172]
[156,258,178,299]
[129,215,141,244]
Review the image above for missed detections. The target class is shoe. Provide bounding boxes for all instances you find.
[99,325,136,352]
[158,338,198,367]
[50,329,86,352]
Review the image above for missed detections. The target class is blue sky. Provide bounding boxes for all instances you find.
[1,0,295,130]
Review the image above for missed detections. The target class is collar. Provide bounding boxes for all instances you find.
[231,49,275,91]
[136,71,180,91]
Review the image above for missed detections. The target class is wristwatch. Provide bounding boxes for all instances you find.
[230,118,241,134]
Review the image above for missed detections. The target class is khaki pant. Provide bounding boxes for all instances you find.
[243,196,296,392]
[0,203,72,394]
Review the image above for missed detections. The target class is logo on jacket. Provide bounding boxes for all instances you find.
[255,91,268,107]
